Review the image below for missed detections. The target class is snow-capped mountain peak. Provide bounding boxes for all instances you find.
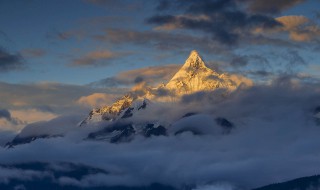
[81,50,239,125]
[182,50,206,69]
[165,50,236,94]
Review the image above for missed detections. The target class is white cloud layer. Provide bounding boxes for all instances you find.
[0,78,320,189]
[77,93,118,108]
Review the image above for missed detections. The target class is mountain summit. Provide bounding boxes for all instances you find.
[81,50,241,125]
[182,50,206,69]
[165,50,236,95]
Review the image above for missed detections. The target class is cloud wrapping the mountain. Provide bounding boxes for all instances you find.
[0,82,125,115]
[0,81,127,139]
[10,109,57,124]
[1,78,320,189]
[0,109,58,146]
[77,93,118,108]
[16,114,82,138]
[0,131,16,147]
[0,109,26,132]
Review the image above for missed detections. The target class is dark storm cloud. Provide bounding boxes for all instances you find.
[147,0,282,45]
[0,48,24,72]
[245,0,306,14]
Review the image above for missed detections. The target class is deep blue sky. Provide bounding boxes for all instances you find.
[0,0,320,85]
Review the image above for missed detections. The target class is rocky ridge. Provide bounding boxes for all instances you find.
[81,50,237,125]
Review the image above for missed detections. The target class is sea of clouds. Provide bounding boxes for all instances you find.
[1,77,320,190]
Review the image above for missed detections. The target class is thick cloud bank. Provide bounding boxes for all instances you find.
[1,79,320,189]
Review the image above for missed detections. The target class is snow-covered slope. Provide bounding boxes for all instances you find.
[80,95,134,125]
[81,50,239,125]
[165,50,236,95]
[4,50,241,147]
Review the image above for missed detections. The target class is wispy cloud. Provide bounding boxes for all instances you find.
[90,64,181,87]
[72,50,131,67]
[21,48,46,58]
[0,81,127,135]
[77,93,118,108]
[0,82,126,115]
[276,15,320,42]
[0,48,24,72]
[95,28,232,54]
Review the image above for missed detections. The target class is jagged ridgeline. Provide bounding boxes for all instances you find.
[81,50,243,125]
[7,50,248,147]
